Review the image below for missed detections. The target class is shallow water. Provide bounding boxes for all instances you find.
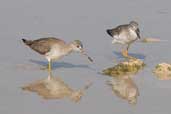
[0,0,171,113]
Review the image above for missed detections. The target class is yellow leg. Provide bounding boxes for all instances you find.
[122,49,128,58]
[48,60,52,80]
[48,60,51,72]
[122,49,136,60]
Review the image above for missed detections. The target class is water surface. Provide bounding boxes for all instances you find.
[0,0,171,113]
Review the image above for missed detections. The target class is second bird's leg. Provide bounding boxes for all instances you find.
[122,44,136,59]
[121,44,129,58]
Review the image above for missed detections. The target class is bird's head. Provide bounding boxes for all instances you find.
[129,21,139,30]
[71,40,93,62]
[71,40,84,52]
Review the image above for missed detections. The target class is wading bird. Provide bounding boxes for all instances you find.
[22,37,93,79]
[106,21,140,59]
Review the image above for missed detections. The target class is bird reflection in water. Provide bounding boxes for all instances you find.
[22,73,92,103]
[107,75,139,105]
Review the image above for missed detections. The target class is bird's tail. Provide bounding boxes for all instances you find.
[106,29,113,37]
[22,39,32,46]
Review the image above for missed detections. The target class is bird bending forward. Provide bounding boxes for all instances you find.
[22,37,93,79]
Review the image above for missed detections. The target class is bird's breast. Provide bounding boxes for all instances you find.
[129,29,138,39]
[46,47,67,61]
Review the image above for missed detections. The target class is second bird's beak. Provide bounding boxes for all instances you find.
[81,49,93,63]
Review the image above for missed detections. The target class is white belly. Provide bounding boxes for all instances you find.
[129,29,138,40]
[112,35,128,44]
[45,47,66,61]
[112,29,138,44]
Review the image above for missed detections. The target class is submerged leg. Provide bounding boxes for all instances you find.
[122,49,128,57]
[48,60,52,72]
[48,59,52,80]
[122,44,136,59]
[121,44,129,58]
[126,44,130,52]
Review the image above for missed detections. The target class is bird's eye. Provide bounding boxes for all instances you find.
[77,45,80,48]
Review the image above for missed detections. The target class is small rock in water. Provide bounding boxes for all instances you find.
[102,59,145,77]
[153,63,171,80]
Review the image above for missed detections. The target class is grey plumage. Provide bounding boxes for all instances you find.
[129,21,140,39]
[106,21,141,59]
[22,37,65,55]
[22,37,93,79]
[106,21,140,44]
[107,24,129,37]
[135,28,140,39]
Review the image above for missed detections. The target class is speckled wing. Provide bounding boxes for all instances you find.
[113,24,129,35]
[27,37,66,55]
[136,28,140,39]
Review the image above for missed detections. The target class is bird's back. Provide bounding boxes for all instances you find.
[107,24,129,37]
[108,24,139,44]
[114,24,130,34]
[22,37,66,55]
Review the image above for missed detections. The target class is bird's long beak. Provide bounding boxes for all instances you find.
[81,49,93,63]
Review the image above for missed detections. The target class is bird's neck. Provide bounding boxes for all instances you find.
[129,25,137,31]
[63,43,74,55]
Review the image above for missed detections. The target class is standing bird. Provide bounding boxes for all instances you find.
[22,37,93,78]
[106,21,140,59]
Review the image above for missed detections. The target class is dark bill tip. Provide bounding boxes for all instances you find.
[88,56,93,62]
[82,51,93,62]
[81,50,93,63]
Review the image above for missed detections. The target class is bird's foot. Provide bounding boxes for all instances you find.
[122,50,137,60]
[122,50,128,58]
